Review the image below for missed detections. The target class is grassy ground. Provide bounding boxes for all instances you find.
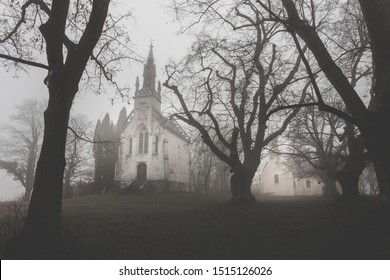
[51,192,390,259]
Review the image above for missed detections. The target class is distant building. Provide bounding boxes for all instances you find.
[259,153,323,196]
[115,45,191,191]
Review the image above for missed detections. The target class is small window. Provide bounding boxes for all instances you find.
[128,137,132,155]
[274,174,279,184]
[154,135,159,153]
[305,180,311,188]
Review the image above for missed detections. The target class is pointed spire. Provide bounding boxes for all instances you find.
[135,76,139,91]
[147,42,154,63]
[143,43,156,90]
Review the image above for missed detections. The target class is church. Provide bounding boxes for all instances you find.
[258,152,323,196]
[115,45,191,191]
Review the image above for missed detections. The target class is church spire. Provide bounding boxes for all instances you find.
[143,43,156,90]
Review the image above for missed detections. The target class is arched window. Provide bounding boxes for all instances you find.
[154,135,159,154]
[138,127,149,154]
[274,174,279,184]
[128,137,132,155]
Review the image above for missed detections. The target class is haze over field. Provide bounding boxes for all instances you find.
[0,0,191,201]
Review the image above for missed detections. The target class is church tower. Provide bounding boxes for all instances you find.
[115,43,190,192]
[134,44,162,115]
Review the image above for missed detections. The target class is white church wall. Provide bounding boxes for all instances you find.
[259,157,324,196]
[163,129,190,185]
[294,178,323,196]
[260,160,295,196]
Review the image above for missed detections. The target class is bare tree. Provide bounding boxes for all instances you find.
[189,132,230,193]
[0,0,135,255]
[254,0,390,200]
[285,97,347,196]
[0,99,44,202]
[165,0,309,202]
[63,115,94,199]
[190,135,215,192]
[285,1,371,200]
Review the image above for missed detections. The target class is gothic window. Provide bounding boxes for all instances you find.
[305,180,311,188]
[274,174,279,184]
[138,127,149,154]
[154,135,159,154]
[128,137,132,155]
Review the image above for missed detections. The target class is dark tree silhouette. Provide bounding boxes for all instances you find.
[254,0,390,200]
[0,0,134,256]
[63,115,94,199]
[165,0,310,202]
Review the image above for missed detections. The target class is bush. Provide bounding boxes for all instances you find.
[0,199,27,257]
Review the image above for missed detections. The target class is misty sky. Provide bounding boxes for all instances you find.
[0,0,192,200]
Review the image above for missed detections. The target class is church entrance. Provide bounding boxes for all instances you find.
[137,162,147,182]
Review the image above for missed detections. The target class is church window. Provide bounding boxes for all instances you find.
[128,137,132,155]
[274,174,279,183]
[138,128,149,154]
[154,135,159,153]
[305,180,311,188]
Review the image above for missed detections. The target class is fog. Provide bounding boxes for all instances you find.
[0,0,191,200]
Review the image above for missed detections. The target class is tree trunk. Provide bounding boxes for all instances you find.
[15,85,74,257]
[63,169,72,199]
[363,123,390,201]
[321,176,339,196]
[336,124,366,201]
[230,165,255,203]
[23,183,33,203]
[336,169,360,200]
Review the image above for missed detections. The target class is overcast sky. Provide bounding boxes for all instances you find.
[0,0,192,200]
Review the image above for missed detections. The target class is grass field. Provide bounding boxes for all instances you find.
[46,192,390,259]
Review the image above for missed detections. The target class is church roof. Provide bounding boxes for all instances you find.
[152,108,190,143]
[120,108,190,143]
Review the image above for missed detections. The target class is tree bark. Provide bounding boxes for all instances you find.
[23,184,33,203]
[321,176,339,196]
[336,124,366,200]
[336,170,360,200]
[16,83,75,256]
[361,117,390,201]
[230,165,256,202]
[63,170,72,199]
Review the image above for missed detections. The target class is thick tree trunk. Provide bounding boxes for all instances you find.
[230,165,255,203]
[15,85,74,257]
[363,121,390,201]
[336,124,365,201]
[336,169,360,200]
[358,0,390,201]
[23,184,33,203]
[321,176,339,196]
[63,170,72,199]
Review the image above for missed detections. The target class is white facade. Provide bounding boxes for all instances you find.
[259,156,323,196]
[115,45,190,191]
